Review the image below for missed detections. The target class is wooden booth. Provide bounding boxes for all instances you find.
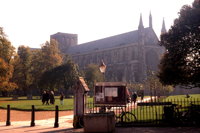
[94,82,128,106]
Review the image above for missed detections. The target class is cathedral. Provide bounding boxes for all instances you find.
[51,13,166,83]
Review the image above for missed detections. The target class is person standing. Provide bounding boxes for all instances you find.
[49,91,55,104]
[141,91,144,101]
[60,93,64,105]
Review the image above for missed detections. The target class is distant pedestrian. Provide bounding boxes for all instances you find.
[49,91,55,104]
[186,93,190,98]
[42,91,47,105]
[141,91,144,101]
[132,92,137,104]
[60,93,64,105]
[45,91,50,105]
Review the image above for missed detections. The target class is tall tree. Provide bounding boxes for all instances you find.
[158,0,200,88]
[12,46,32,95]
[0,27,17,95]
[40,40,63,72]
[39,54,79,91]
[31,40,63,93]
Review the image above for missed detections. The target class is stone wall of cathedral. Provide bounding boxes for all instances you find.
[71,42,144,82]
[70,37,164,83]
[51,28,164,83]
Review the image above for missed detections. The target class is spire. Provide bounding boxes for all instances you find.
[138,13,144,29]
[149,11,152,28]
[161,18,167,34]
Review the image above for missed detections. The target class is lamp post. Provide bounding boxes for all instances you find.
[99,60,106,81]
[99,60,106,113]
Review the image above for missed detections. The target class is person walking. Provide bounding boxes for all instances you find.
[42,90,47,105]
[60,93,64,105]
[45,91,50,105]
[132,92,138,104]
[49,91,55,104]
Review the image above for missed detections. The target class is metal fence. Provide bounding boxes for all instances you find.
[85,97,200,127]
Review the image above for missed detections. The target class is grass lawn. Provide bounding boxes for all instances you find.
[165,94,200,100]
[129,94,200,122]
[0,96,93,111]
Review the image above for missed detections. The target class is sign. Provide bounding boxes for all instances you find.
[94,82,128,105]
[105,87,118,97]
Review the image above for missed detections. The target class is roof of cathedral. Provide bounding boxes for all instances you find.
[67,27,154,55]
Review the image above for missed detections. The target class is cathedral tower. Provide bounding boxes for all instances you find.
[138,13,144,30]
[149,11,153,28]
[50,32,78,53]
[137,13,147,82]
[161,18,167,34]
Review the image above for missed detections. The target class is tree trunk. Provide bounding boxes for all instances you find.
[2,91,8,97]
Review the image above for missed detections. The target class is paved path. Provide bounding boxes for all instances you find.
[0,115,76,133]
[0,115,73,128]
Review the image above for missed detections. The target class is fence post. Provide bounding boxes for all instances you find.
[54,105,59,128]
[6,105,11,126]
[30,105,35,127]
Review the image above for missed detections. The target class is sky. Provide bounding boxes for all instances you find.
[0,0,194,49]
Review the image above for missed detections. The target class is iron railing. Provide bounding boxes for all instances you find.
[85,97,200,127]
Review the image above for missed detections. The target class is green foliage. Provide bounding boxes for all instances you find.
[129,70,174,96]
[84,64,103,90]
[40,40,63,72]
[30,40,63,93]
[39,55,79,91]
[159,0,200,88]
[12,46,33,95]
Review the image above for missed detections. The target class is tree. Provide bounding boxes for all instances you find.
[158,0,200,88]
[40,40,63,72]
[12,46,32,95]
[0,27,17,95]
[0,58,17,92]
[146,71,173,98]
[31,39,63,93]
[39,55,79,92]
[84,64,103,90]
[0,27,15,63]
